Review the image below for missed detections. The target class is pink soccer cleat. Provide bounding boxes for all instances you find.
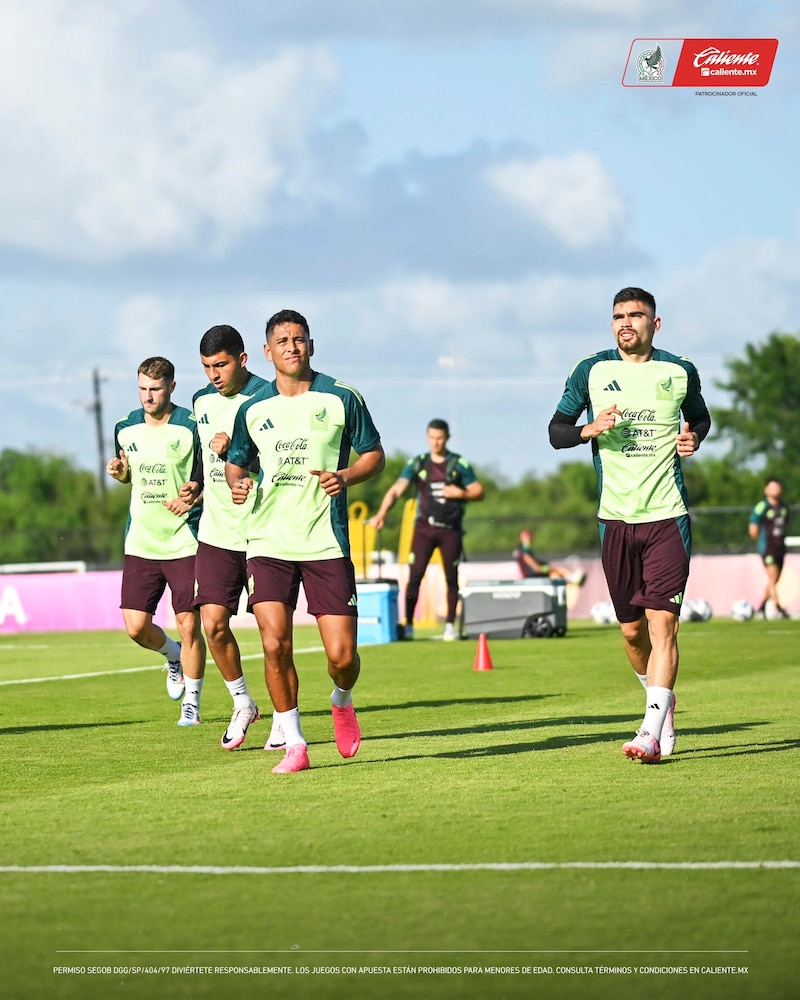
[622,729,661,764]
[332,703,361,759]
[271,744,311,774]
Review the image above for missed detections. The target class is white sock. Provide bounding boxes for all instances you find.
[642,686,672,741]
[275,708,306,747]
[635,671,648,691]
[159,637,181,662]
[331,684,353,709]
[224,676,252,709]
[183,676,204,708]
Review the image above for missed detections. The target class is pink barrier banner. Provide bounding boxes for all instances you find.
[0,555,796,635]
[0,572,167,634]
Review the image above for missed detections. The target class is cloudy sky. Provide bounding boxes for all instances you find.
[2,0,798,486]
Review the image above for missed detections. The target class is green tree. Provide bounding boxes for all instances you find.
[712,332,800,492]
[0,449,128,566]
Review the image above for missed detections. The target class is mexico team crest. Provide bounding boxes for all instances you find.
[637,45,664,82]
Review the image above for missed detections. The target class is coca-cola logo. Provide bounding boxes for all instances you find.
[139,462,167,474]
[275,437,308,452]
[620,408,656,422]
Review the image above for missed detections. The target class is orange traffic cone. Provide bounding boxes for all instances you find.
[473,633,494,672]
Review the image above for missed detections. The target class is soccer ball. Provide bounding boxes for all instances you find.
[730,599,754,621]
[680,598,712,622]
[590,600,616,625]
[692,599,713,621]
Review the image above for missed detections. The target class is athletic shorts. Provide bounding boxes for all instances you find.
[762,550,785,572]
[194,541,247,612]
[247,556,358,618]
[120,554,197,616]
[599,516,691,622]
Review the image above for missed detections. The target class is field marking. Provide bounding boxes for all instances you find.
[1,861,798,875]
[0,648,324,686]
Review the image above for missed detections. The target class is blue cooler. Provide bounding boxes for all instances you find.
[356,581,399,645]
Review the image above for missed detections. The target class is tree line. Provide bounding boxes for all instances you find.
[1,333,798,567]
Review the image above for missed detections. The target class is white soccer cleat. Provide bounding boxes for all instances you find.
[443,622,458,641]
[264,717,286,751]
[164,648,185,701]
[660,694,677,757]
[221,702,260,750]
[177,702,201,727]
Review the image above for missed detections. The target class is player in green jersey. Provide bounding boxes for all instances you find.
[181,325,280,751]
[107,357,206,726]
[549,287,711,764]
[185,324,292,750]
[226,309,385,774]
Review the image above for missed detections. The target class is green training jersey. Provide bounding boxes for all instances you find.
[228,371,381,560]
[555,348,708,523]
[193,373,268,552]
[113,406,201,559]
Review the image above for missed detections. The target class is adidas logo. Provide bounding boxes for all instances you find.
[347,594,358,607]
[603,380,622,391]
[199,414,210,424]
[259,418,275,431]
[669,594,683,605]
[126,442,138,452]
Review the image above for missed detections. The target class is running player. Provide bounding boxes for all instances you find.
[225,309,385,773]
[549,287,711,764]
[107,357,206,725]
[182,325,281,750]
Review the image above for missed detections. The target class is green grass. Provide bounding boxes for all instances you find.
[1,618,798,1000]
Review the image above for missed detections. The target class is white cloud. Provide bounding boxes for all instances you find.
[0,0,340,260]
[485,152,628,248]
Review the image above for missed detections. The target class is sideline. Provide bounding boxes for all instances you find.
[0,648,326,686]
[1,861,798,874]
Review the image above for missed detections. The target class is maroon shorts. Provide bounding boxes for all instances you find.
[194,541,248,612]
[247,556,358,618]
[600,516,691,622]
[120,554,197,615]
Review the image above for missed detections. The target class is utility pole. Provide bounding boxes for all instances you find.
[92,367,106,497]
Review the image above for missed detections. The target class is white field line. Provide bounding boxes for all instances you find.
[0,649,324,686]
[0,861,798,875]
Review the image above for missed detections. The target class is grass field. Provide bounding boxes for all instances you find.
[1,615,798,1000]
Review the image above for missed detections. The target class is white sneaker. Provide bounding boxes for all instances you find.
[566,568,586,585]
[660,693,677,756]
[265,717,286,751]
[443,622,458,641]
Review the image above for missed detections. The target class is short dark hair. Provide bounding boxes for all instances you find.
[613,287,657,315]
[138,357,174,382]
[427,419,450,435]
[200,324,245,357]
[765,475,784,488]
[265,309,310,341]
